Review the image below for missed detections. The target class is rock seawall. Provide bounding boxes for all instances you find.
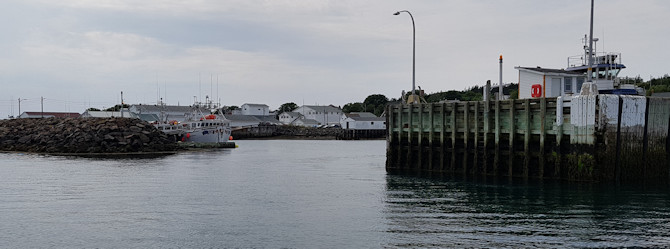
[0,118,178,153]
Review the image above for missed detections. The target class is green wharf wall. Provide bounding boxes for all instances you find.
[385,95,670,183]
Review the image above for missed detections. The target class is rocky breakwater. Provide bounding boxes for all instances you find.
[0,117,179,154]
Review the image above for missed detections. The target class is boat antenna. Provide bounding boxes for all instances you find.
[587,0,594,83]
[199,73,202,106]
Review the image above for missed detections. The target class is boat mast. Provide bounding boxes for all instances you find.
[587,0,594,83]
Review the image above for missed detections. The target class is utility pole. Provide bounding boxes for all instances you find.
[18,98,26,117]
[121,91,124,118]
[41,96,44,118]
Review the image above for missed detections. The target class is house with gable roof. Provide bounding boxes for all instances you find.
[340,112,386,130]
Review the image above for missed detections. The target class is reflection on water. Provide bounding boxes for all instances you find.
[2,141,670,248]
[384,175,670,248]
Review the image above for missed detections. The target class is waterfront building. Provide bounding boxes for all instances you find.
[340,112,386,130]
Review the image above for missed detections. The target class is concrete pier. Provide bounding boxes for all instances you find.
[385,95,670,183]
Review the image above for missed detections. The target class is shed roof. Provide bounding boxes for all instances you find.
[21,112,81,118]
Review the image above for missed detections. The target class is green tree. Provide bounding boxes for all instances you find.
[104,104,129,111]
[342,102,364,113]
[277,102,298,114]
[363,94,388,116]
[364,94,388,107]
[87,107,101,111]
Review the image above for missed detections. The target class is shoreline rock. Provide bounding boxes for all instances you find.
[0,117,179,154]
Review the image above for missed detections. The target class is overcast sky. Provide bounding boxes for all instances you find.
[1,0,668,118]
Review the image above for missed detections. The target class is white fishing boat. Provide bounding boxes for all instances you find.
[153,103,232,144]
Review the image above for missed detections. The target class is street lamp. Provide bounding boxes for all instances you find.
[393,10,417,104]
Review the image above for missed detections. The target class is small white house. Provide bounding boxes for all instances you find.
[293,105,342,125]
[516,67,585,99]
[241,103,270,116]
[340,112,386,130]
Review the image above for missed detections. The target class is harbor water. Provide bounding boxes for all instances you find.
[1,140,669,248]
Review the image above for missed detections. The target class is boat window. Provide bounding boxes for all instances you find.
[576,77,585,92]
[564,77,573,93]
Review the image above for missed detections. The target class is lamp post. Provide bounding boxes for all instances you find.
[393,10,417,104]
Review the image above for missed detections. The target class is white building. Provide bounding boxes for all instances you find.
[293,105,342,125]
[278,112,302,125]
[81,109,137,118]
[241,103,270,116]
[340,112,386,130]
[129,104,207,122]
[516,67,585,99]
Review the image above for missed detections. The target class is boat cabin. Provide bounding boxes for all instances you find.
[516,35,632,99]
[516,67,585,99]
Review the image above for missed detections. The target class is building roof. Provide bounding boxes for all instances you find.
[137,114,160,122]
[226,114,261,122]
[294,118,320,125]
[346,116,385,122]
[516,66,583,75]
[254,115,280,124]
[20,112,81,118]
[301,105,342,113]
[82,111,137,118]
[130,104,204,113]
[242,103,269,108]
[346,112,377,118]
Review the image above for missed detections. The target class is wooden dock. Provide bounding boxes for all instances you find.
[385,95,670,183]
